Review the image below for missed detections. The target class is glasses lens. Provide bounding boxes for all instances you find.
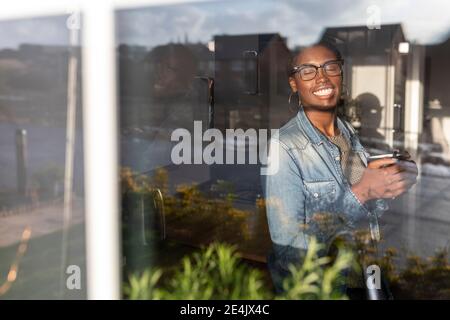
[325,62,342,76]
[300,67,317,80]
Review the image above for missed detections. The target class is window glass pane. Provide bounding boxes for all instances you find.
[0,15,85,299]
[116,0,450,299]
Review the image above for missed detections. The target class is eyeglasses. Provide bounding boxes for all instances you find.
[290,59,344,81]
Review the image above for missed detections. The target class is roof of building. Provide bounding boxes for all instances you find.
[320,23,406,55]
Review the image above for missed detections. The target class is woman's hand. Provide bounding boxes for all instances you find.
[351,157,418,204]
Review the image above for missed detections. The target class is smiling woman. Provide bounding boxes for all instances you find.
[113,0,448,302]
[288,42,344,115]
[262,40,419,295]
[0,0,449,303]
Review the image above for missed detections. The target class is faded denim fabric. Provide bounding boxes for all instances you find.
[262,107,388,293]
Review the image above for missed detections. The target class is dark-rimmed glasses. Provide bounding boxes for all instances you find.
[290,59,344,81]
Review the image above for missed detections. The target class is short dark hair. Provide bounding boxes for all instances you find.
[316,39,343,61]
[288,39,343,77]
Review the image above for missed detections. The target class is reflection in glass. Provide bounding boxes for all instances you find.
[0,15,85,299]
[116,0,450,299]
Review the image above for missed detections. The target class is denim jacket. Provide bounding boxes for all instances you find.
[262,107,388,292]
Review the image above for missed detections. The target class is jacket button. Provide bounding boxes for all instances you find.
[335,156,340,161]
[313,193,319,198]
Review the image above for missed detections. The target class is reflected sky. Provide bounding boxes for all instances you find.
[0,15,69,50]
[0,0,448,50]
[115,0,450,48]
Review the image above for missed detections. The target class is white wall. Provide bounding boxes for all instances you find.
[351,64,394,146]
[405,45,425,158]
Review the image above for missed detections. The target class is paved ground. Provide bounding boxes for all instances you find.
[0,198,84,248]
[0,197,86,299]
[380,171,450,265]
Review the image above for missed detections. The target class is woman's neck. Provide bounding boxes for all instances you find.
[303,107,339,137]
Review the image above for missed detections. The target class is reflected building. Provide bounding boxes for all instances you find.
[423,36,450,164]
[320,24,409,154]
[214,33,293,131]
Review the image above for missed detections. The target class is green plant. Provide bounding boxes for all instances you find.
[350,231,450,299]
[278,237,353,300]
[123,238,352,300]
[120,167,251,246]
[124,269,164,300]
[120,169,352,300]
[124,242,270,300]
[377,248,450,299]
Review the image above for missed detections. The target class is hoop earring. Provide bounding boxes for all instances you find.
[288,91,296,104]
[288,91,302,114]
[288,91,302,106]
[341,84,350,101]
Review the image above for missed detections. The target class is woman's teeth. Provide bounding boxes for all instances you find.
[313,88,333,96]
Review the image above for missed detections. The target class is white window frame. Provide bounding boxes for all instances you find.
[0,0,206,300]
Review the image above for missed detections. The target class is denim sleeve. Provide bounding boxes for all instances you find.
[262,138,309,250]
[367,199,389,217]
[261,138,310,281]
[336,182,372,219]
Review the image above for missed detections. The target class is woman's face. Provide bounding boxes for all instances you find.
[289,45,342,111]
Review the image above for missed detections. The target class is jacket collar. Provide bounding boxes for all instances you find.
[295,106,324,145]
[295,105,362,151]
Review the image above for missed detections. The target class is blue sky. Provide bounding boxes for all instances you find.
[0,0,449,49]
